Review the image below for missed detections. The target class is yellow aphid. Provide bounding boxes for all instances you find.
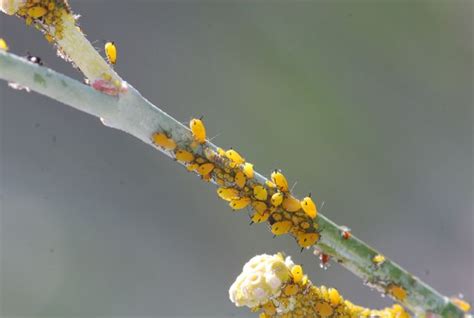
[215,177,225,186]
[301,275,308,286]
[251,201,267,214]
[282,211,292,219]
[291,265,303,283]
[271,221,293,235]
[18,7,27,15]
[284,284,298,296]
[48,2,55,10]
[328,288,341,306]
[102,72,112,81]
[175,149,194,163]
[262,301,276,315]
[225,148,245,165]
[297,232,319,248]
[224,174,234,183]
[189,140,199,149]
[28,6,48,18]
[271,192,284,207]
[195,157,206,164]
[189,118,206,143]
[372,254,385,265]
[0,38,8,51]
[272,212,283,221]
[186,163,199,172]
[253,185,268,201]
[282,195,301,212]
[217,187,239,201]
[44,34,53,43]
[251,211,270,223]
[451,297,471,312]
[271,170,289,192]
[391,305,410,318]
[292,216,304,226]
[234,171,246,188]
[213,167,224,176]
[197,163,214,176]
[229,197,251,210]
[301,194,317,219]
[388,285,407,301]
[315,302,334,317]
[217,147,226,156]
[299,221,310,230]
[242,162,254,179]
[104,41,117,65]
[151,132,177,150]
[44,15,52,25]
[266,180,277,189]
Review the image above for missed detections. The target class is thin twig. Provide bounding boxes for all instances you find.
[0,50,466,317]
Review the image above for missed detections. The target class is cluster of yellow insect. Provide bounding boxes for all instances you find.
[230,253,411,318]
[12,0,123,95]
[260,267,410,318]
[151,117,322,250]
[15,0,70,42]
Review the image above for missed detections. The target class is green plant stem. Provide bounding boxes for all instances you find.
[0,51,467,318]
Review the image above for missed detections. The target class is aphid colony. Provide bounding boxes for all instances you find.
[151,117,321,250]
[14,0,71,43]
[230,253,411,318]
[12,0,124,95]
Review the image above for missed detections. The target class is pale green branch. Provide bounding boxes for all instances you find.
[0,50,468,318]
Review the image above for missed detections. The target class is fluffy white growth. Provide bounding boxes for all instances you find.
[1,0,26,15]
[229,253,291,308]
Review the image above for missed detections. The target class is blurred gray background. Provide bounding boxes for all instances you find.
[1,1,472,317]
